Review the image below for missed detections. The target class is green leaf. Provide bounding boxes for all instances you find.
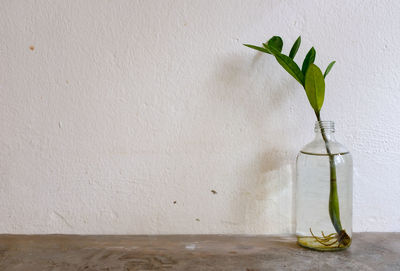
[262,43,273,54]
[268,46,304,86]
[302,47,316,74]
[289,36,301,59]
[243,44,271,54]
[267,36,283,53]
[304,64,325,112]
[324,61,336,78]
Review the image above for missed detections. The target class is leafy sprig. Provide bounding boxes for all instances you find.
[244,36,335,118]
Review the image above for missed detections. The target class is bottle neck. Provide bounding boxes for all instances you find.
[314,121,336,141]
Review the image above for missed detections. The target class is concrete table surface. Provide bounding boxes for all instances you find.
[0,233,399,270]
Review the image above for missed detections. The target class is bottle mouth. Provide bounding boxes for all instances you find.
[314,121,335,133]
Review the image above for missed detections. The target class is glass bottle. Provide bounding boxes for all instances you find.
[296,121,353,251]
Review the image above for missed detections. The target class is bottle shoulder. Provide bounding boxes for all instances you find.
[299,138,350,155]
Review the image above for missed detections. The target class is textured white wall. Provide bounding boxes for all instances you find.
[1,0,399,234]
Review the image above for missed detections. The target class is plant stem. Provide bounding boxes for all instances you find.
[315,112,343,233]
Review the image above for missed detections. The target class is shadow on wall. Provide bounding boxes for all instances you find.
[212,50,298,233]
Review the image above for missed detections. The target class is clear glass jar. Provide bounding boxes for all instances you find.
[296,121,353,251]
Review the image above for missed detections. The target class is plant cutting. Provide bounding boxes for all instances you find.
[244,36,352,251]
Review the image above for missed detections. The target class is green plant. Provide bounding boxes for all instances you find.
[244,36,350,248]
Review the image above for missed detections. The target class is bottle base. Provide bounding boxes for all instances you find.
[297,236,351,252]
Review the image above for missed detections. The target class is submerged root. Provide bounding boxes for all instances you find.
[321,231,336,239]
[309,228,351,248]
[310,228,338,246]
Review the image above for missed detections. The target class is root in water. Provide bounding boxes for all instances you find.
[309,228,351,248]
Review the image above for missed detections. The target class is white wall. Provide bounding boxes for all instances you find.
[1,0,399,234]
